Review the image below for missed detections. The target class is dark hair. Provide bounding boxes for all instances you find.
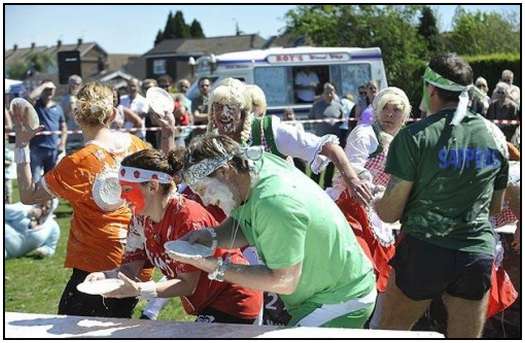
[428,53,473,102]
[185,134,250,173]
[157,74,173,85]
[112,87,120,107]
[121,148,185,194]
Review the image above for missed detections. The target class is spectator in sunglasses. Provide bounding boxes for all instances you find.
[191,78,211,125]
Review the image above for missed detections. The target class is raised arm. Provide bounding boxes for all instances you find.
[274,117,372,204]
[12,106,53,205]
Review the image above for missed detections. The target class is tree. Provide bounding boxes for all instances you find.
[154,11,206,44]
[7,52,55,80]
[7,61,29,80]
[154,29,163,45]
[163,11,175,40]
[418,6,441,53]
[189,19,205,38]
[172,10,190,38]
[445,9,520,55]
[285,5,428,112]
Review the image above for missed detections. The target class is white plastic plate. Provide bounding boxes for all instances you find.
[164,240,213,259]
[146,87,174,117]
[10,97,40,130]
[76,279,125,295]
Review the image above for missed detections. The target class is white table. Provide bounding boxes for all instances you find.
[4,312,443,338]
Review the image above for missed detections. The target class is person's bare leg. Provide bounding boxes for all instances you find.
[442,291,489,338]
[377,270,431,330]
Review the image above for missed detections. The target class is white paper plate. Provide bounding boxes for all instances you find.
[164,240,213,258]
[76,279,125,295]
[146,87,174,117]
[10,97,40,130]
[92,168,124,212]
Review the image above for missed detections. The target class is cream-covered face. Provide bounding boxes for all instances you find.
[190,176,238,216]
[377,101,405,135]
[211,102,242,135]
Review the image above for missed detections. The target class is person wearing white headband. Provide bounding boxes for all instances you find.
[207,77,372,206]
[373,53,510,338]
[11,81,178,319]
[327,86,411,296]
[85,148,262,324]
[169,134,377,329]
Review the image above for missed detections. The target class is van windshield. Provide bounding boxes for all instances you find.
[254,63,372,107]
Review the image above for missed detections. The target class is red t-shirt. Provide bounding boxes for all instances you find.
[124,196,261,318]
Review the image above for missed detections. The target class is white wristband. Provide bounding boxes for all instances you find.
[138,281,158,299]
[14,146,30,164]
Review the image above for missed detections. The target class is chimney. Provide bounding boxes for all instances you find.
[30,42,36,49]
[77,38,83,46]
[13,44,17,51]
[57,40,62,49]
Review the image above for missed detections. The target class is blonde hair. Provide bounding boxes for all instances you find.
[372,87,411,123]
[493,82,511,98]
[245,84,267,117]
[74,81,114,126]
[207,78,254,144]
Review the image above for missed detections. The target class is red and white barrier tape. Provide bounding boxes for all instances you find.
[5,118,519,136]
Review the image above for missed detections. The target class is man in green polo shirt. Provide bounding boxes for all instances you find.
[373,53,509,338]
[169,134,376,328]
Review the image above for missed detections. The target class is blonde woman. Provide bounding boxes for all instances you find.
[245,84,267,117]
[12,81,175,317]
[327,87,411,293]
[207,78,372,205]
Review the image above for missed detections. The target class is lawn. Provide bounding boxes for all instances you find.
[5,166,328,320]
[4,181,194,321]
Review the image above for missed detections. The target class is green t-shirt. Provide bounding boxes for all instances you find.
[231,153,375,315]
[385,109,509,256]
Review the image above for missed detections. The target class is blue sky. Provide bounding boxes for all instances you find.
[5,4,520,54]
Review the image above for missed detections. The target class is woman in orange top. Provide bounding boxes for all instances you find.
[12,81,175,317]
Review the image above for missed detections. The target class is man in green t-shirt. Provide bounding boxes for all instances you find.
[373,54,509,338]
[169,134,376,328]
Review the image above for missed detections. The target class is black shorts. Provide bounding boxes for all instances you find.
[58,268,138,318]
[389,234,493,301]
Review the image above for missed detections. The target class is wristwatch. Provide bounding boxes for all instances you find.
[208,256,230,282]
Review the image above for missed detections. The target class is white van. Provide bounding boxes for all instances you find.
[188,46,388,117]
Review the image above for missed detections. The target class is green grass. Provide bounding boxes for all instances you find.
[5,181,193,321]
[5,168,327,319]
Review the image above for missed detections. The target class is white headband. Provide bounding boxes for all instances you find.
[183,145,264,185]
[119,166,173,184]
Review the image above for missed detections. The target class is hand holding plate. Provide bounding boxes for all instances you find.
[102,272,139,298]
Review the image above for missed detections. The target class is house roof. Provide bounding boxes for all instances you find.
[106,53,139,71]
[96,69,135,83]
[263,31,311,49]
[144,34,266,58]
[4,41,107,67]
[122,55,147,80]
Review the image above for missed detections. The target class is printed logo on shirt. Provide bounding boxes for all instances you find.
[438,147,501,170]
